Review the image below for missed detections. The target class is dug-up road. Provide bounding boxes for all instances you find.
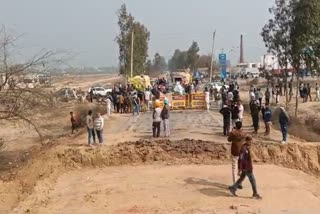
[4,110,320,214]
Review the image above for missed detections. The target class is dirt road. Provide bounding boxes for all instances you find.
[10,165,320,214]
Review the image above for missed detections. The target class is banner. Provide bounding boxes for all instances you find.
[171,95,186,109]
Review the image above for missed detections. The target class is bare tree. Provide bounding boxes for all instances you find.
[0,27,66,140]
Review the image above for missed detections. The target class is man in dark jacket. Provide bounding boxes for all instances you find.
[161,100,170,137]
[219,105,232,136]
[229,136,262,199]
[251,101,261,134]
[279,107,289,144]
[231,103,240,128]
[228,121,247,186]
[264,105,272,135]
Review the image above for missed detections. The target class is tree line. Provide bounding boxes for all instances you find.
[261,0,320,116]
[116,4,217,76]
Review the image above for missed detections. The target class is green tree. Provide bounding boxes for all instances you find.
[116,4,150,77]
[187,41,200,70]
[261,0,293,107]
[261,0,320,116]
[152,53,167,71]
[144,59,152,74]
[168,49,188,71]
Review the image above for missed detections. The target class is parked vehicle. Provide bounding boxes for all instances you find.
[88,87,110,97]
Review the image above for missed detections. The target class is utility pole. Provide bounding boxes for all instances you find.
[130,31,134,78]
[209,30,216,83]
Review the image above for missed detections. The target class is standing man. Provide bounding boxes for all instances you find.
[263,105,272,136]
[119,94,125,114]
[251,101,260,134]
[89,88,94,103]
[86,110,96,146]
[257,88,263,107]
[94,113,104,145]
[220,105,232,136]
[279,107,289,144]
[237,100,244,122]
[315,83,320,101]
[152,101,162,138]
[70,111,78,134]
[161,99,170,137]
[205,87,210,111]
[231,103,240,128]
[145,89,151,111]
[133,95,141,116]
[229,136,262,199]
[265,87,271,106]
[106,96,112,117]
[228,121,246,187]
[307,83,312,102]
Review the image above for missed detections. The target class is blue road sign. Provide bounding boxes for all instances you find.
[219,53,227,79]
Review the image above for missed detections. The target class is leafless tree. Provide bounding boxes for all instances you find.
[0,27,67,141]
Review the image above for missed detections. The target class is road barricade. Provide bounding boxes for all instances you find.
[171,94,187,109]
[190,93,205,109]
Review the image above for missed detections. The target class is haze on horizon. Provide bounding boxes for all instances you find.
[0,0,274,67]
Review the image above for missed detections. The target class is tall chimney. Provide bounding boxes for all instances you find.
[240,34,244,63]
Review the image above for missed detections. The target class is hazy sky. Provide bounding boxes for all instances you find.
[0,0,274,67]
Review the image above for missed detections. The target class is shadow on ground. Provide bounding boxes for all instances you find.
[184,177,230,197]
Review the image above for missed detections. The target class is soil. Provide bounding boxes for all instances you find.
[1,75,320,213]
[1,139,320,213]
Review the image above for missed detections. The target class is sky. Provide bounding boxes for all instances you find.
[0,0,274,67]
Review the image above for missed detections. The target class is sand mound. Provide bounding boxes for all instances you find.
[1,139,320,212]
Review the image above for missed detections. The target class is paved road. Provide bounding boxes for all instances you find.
[104,110,227,143]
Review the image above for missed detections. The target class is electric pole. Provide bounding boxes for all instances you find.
[130,31,134,78]
[209,30,216,83]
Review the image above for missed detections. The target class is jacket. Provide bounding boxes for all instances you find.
[279,110,289,125]
[219,106,231,121]
[231,106,240,120]
[228,129,246,156]
[264,108,272,122]
[153,107,162,122]
[238,144,253,172]
[161,105,170,120]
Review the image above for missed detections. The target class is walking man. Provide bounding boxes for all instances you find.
[86,110,96,146]
[220,104,232,136]
[161,99,170,137]
[279,106,289,144]
[228,121,247,186]
[152,101,162,138]
[94,113,104,145]
[229,136,262,199]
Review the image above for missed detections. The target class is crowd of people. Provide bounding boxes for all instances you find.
[69,76,320,199]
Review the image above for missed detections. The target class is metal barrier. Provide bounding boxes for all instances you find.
[171,95,187,109]
[190,93,206,109]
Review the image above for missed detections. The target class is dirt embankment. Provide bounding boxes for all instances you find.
[2,139,320,212]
